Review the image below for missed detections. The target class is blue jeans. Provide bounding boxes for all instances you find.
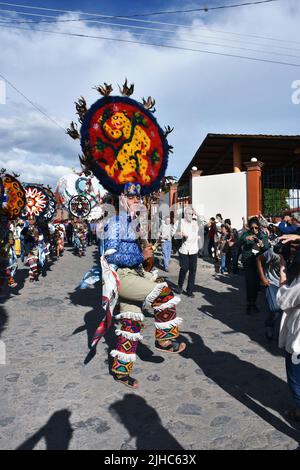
[264,285,281,327]
[220,253,227,271]
[285,352,300,409]
[162,240,172,270]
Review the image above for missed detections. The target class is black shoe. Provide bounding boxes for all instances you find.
[176,287,183,294]
[184,291,195,298]
[265,327,274,341]
[246,305,252,315]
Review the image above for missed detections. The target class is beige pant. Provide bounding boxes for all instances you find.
[118,268,157,313]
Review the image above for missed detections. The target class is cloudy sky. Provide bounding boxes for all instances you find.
[0,0,300,188]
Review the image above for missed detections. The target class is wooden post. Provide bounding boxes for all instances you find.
[233,142,242,173]
[169,183,178,207]
[244,160,264,218]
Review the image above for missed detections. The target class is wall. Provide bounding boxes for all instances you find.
[191,172,247,230]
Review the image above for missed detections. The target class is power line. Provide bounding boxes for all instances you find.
[1,22,299,68]
[0,71,66,132]
[1,8,300,56]
[88,0,282,18]
[0,0,282,18]
[1,14,299,60]
[0,1,298,47]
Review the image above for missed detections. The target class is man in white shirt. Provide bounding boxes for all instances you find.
[177,207,200,297]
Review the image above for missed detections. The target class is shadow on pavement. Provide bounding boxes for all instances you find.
[109,394,183,450]
[180,331,300,446]
[70,287,103,347]
[16,409,73,450]
[195,281,283,357]
[0,266,28,302]
[0,304,8,338]
[69,284,163,368]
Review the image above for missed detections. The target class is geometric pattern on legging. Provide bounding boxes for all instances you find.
[111,357,134,376]
[29,264,38,281]
[118,318,143,335]
[27,254,38,281]
[115,334,139,355]
[154,306,179,341]
[155,324,179,341]
[152,286,174,308]
[151,286,180,341]
[155,307,177,323]
[112,318,142,376]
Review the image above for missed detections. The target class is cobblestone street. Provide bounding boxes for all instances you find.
[0,246,300,450]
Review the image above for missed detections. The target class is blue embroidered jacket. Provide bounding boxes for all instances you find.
[104,213,144,269]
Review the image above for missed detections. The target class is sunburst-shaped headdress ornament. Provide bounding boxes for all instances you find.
[67,79,173,196]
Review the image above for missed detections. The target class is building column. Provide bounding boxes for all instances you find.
[190,168,203,211]
[244,160,264,218]
[189,169,203,200]
[233,142,242,173]
[169,183,178,208]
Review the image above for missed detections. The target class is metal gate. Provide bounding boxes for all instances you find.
[262,166,300,216]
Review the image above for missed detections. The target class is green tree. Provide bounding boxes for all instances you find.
[263,188,290,216]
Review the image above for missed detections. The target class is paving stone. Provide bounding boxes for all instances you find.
[0,417,15,427]
[32,373,48,387]
[210,416,231,426]
[5,374,20,383]
[177,404,202,415]
[146,374,160,382]
[73,417,110,434]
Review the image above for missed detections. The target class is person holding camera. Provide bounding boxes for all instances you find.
[276,243,300,422]
[218,224,231,274]
[237,217,269,315]
[278,215,300,235]
[206,217,217,260]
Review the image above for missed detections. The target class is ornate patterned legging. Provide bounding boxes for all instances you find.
[111,285,181,377]
[27,253,38,281]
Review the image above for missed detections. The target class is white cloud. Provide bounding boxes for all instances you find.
[0,2,300,186]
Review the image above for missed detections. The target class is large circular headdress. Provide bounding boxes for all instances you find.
[55,171,103,209]
[0,173,26,220]
[68,195,91,218]
[0,176,5,209]
[67,80,173,196]
[42,186,57,221]
[23,184,51,220]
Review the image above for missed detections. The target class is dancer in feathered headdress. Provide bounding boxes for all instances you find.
[0,172,26,294]
[68,80,185,388]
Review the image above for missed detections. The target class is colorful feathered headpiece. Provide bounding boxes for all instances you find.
[0,172,26,220]
[67,79,173,196]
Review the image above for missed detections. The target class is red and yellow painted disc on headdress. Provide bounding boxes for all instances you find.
[23,184,50,219]
[80,96,169,195]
